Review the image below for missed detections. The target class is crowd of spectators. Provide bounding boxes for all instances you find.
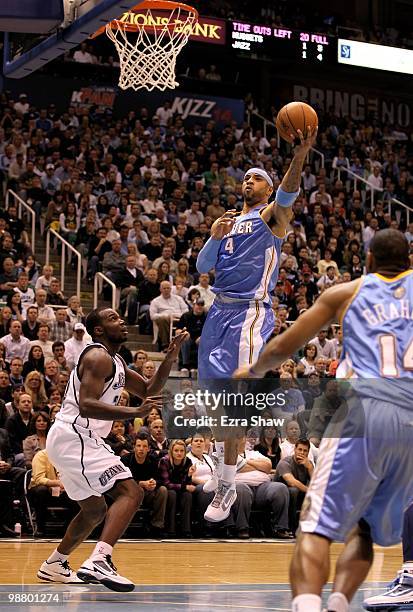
[0,80,411,538]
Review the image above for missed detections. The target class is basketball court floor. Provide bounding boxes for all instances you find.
[0,540,406,610]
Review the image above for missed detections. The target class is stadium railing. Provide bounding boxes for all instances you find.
[45,228,81,298]
[93,271,119,312]
[5,189,36,255]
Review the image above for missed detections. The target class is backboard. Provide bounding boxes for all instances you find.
[3,0,141,79]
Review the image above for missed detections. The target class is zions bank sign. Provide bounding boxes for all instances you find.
[294,84,411,127]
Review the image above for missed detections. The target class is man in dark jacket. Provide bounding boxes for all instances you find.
[116,255,145,324]
[0,428,26,535]
[121,433,167,536]
[176,299,206,369]
[137,268,160,334]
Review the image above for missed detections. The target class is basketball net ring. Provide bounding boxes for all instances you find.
[91,0,198,92]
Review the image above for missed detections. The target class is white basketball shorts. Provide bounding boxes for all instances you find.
[46,419,133,501]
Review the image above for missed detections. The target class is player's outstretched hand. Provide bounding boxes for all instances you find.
[292,126,318,158]
[233,365,260,379]
[134,395,164,418]
[165,328,190,360]
[210,210,237,240]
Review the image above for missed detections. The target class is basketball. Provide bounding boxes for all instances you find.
[275,101,318,143]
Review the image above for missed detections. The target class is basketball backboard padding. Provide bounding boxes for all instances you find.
[0,0,64,33]
[3,0,141,78]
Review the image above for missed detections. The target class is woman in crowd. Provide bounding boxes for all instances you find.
[6,291,23,323]
[134,403,163,435]
[24,254,40,287]
[186,432,218,532]
[176,258,194,287]
[49,404,60,423]
[298,343,318,376]
[46,386,62,412]
[186,288,201,308]
[172,276,189,301]
[23,411,51,468]
[0,307,12,337]
[45,192,65,232]
[159,439,196,537]
[254,426,281,472]
[59,202,80,248]
[104,420,134,456]
[348,253,364,279]
[24,370,48,412]
[129,350,148,375]
[22,345,45,377]
[157,261,173,284]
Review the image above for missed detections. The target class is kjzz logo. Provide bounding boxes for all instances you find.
[341,44,351,59]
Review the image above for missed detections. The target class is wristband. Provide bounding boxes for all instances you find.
[276,186,300,208]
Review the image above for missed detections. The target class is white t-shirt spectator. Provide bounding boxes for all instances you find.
[73,49,93,63]
[310,336,337,360]
[155,105,173,126]
[64,336,90,370]
[149,294,188,321]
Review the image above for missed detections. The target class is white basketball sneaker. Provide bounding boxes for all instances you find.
[77,555,135,592]
[204,480,237,522]
[363,570,413,610]
[37,559,85,584]
[203,454,221,493]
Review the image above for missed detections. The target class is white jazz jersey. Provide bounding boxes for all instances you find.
[55,342,126,439]
[46,343,132,501]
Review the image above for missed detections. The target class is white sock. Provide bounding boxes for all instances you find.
[47,549,68,564]
[91,541,113,560]
[221,463,237,484]
[402,561,413,573]
[327,592,349,612]
[292,593,321,612]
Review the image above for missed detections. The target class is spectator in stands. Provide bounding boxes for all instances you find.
[66,295,85,327]
[129,350,148,375]
[298,343,318,376]
[117,254,145,325]
[275,438,313,535]
[9,357,24,387]
[317,265,339,292]
[308,380,346,446]
[24,371,48,412]
[142,360,156,379]
[5,392,33,461]
[64,323,89,370]
[28,448,78,536]
[159,439,195,538]
[176,299,206,370]
[43,360,60,393]
[87,226,112,280]
[22,345,45,377]
[22,410,50,468]
[310,328,337,361]
[13,272,35,314]
[363,217,379,251]
[149,281,188,350]
[104,420,134,456]
[234,437,291,539]
[0,370,12,403]
[316,248,339,277]
[0,257,18,295]
[1,320,30,363]
[102,238,127,280]
[6,291,24,324]
[34,289,55,325]
[0,306,12,337]
[254,427,281,472]
[46,279,67,307]
[0,427,25,536]
[188,273,215,311]
[52,341,69,373]
[186,432,220,533]
[30,323,54,360]
[22,306,40,341]
[50,308,72,343]
[122,433,168,536]
[149,418,170,458]
[35,265,55,292]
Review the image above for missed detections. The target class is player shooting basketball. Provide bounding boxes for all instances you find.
[195,126,317,522]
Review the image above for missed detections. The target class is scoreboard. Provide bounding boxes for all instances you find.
[230,21,337,65]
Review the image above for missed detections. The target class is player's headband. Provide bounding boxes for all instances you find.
[243,168,273,189]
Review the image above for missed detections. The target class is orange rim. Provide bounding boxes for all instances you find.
[91,0,198,39]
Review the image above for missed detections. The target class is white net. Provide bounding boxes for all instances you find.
[106,3,198,91]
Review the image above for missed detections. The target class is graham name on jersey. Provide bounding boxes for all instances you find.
[362,300,413,326]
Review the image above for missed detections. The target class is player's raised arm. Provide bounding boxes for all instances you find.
[234,279,361,378]
[261,127,317,237]
[78,348,151,420]
[196,211,237,273]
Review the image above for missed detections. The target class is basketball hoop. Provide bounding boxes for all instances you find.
[92,0,198,92]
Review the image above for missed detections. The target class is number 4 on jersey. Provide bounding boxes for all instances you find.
[379,334,413,377]
[224,237,234,254]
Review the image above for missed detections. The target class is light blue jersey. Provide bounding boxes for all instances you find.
[212,206,283,305]
[338,270,413,383]
[302,269,413,547]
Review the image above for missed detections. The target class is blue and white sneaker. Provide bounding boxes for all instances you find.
[363,571,413,610]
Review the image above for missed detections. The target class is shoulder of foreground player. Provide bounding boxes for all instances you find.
[79,346,114,377]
